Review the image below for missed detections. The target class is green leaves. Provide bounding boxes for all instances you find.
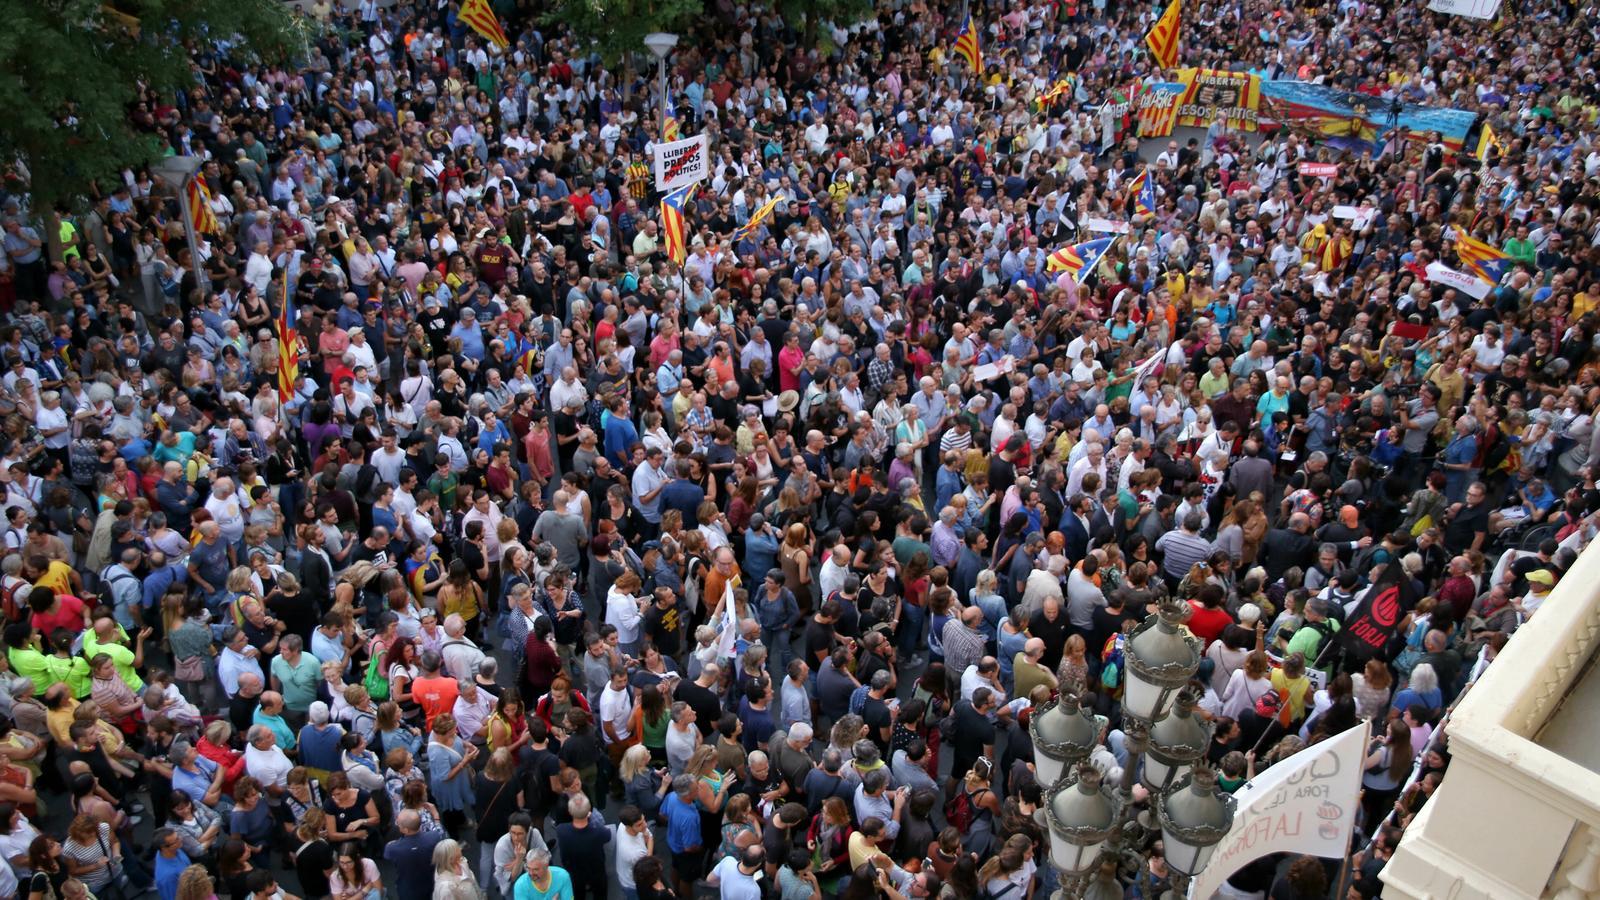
[0,0,295,208]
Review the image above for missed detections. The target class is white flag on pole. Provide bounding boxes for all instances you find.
[1188,722,1369,899]
[716,578,739,660]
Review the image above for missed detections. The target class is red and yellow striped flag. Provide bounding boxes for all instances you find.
[459,0,509,49]
[953,15,982,73]
[187,178,220,235]
[660,184,692,265]
[276,275,299,404]
[1144,0,1181,69]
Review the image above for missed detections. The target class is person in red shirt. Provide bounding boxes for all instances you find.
[1187,584,1233,650]
[410,651,459,730]
[26,586,89,637]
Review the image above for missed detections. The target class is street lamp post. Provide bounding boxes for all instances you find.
[1034,596,1229,900]
[1143,689,1213,795]
[643,32,678,139]
[1030,692,1102,789]
[1156,766,1237,900]
[150,155,212,296]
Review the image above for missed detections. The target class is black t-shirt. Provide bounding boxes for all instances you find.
[1028,608,1072,671]
[295,838,336,898]
[951,700,996,766]
[643,602,685,657]
[268,589,318,644]
[554,820,612,870]
[802,616,836,665]
[1444,501,1489,553]
[519,744,562,815]
[861,695,893,754]
[674,680,722,737]
[62,744,122,792]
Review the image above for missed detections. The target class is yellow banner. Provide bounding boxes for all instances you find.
[1173,67,1262,132]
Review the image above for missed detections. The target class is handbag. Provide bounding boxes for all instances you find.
[175,654,206,682]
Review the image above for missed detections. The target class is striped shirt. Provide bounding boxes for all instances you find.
[1155,529,1214,582]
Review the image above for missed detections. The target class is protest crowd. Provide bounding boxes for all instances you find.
[3,0,1600,896]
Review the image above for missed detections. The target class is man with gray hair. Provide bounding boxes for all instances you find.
[269,633,321,729]
[555,793,607,900]
[861,669,896,754]
[661,774,705,897]
[439,613,485,681]
[243,722,292,796]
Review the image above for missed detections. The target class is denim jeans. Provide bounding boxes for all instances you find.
[761,627,792,673]
[898,603,926,657]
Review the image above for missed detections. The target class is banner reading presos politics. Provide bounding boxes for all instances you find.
[1173,68,1263,132]
[1187,722,1369,899]
[653,134,710,193]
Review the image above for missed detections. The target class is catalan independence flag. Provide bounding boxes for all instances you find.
[731,195,780,246]
[1450,226,1512,285]
[953,15,982,73]
[276,276,299,404]
[1127,168,1157,216]
[1040,76,1076,107]
[661,184,692,265]
[187,178,220,235]
[1144,0,1182,69]
[459,0,509,49]
[1047,237,1115,283]
[664,87,681,141]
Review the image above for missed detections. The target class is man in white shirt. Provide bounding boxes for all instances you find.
[244,724,294,794]
[439,614,486,681]
[204,476,247,544]
[598,668,635,754]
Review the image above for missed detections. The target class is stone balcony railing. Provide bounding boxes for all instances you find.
[1383,538,1600,899]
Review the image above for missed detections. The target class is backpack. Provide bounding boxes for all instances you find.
[979,884,1020,900]
[364,651,391,701]
[944,785,985,833]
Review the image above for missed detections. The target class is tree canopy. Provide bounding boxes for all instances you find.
[0,0,297,209]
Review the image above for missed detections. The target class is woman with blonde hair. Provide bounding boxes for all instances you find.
[620,743,670,819]
[174,865,213,900]
[976,834,1036,900]
[430,838,477,900]
[684,745,732,853]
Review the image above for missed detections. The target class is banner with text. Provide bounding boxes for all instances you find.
[653,134,710,193]
[1188,722,1368,899]
[1173,68,1263,132]
[1137,81,1186,138]
[1426,261,1493,299]
[1428,0,1502,18]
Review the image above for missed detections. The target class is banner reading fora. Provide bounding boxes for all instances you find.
[653,134,710,193]
[1187,722,1368,899]
[1173,68,1262,132]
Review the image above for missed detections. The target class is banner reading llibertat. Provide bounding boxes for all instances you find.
[1187,722,1368,899]
[1173,68,1262,132]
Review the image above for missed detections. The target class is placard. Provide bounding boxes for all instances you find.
[653,134,710,193]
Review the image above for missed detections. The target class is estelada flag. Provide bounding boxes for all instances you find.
[1144,0,1181,69]
[660,184,693,265]
[952,15,982,73]
[1338,559,1415,662]
[459,0,509,49]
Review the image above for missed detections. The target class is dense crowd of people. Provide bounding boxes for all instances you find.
[2,0,1599,897]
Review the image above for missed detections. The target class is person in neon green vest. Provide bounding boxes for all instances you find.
[81,616,150,695]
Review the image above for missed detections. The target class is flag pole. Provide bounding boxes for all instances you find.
[1332,719,1374,897]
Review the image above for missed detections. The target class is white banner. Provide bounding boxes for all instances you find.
[1427,0,1502,18]
[1188,722,1368,899]
[653,134,710,193]
[1426,261,1493,299]
[1084,217,1131,234]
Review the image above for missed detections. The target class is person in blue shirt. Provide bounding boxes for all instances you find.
[602,396,639,468]
[660,775,704,898]
[476,411,513,456]
[152,828,192,900]
[449,309,486,362]
[384,810,444,900]
[512,850,574,900]
[743,518,781,582]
